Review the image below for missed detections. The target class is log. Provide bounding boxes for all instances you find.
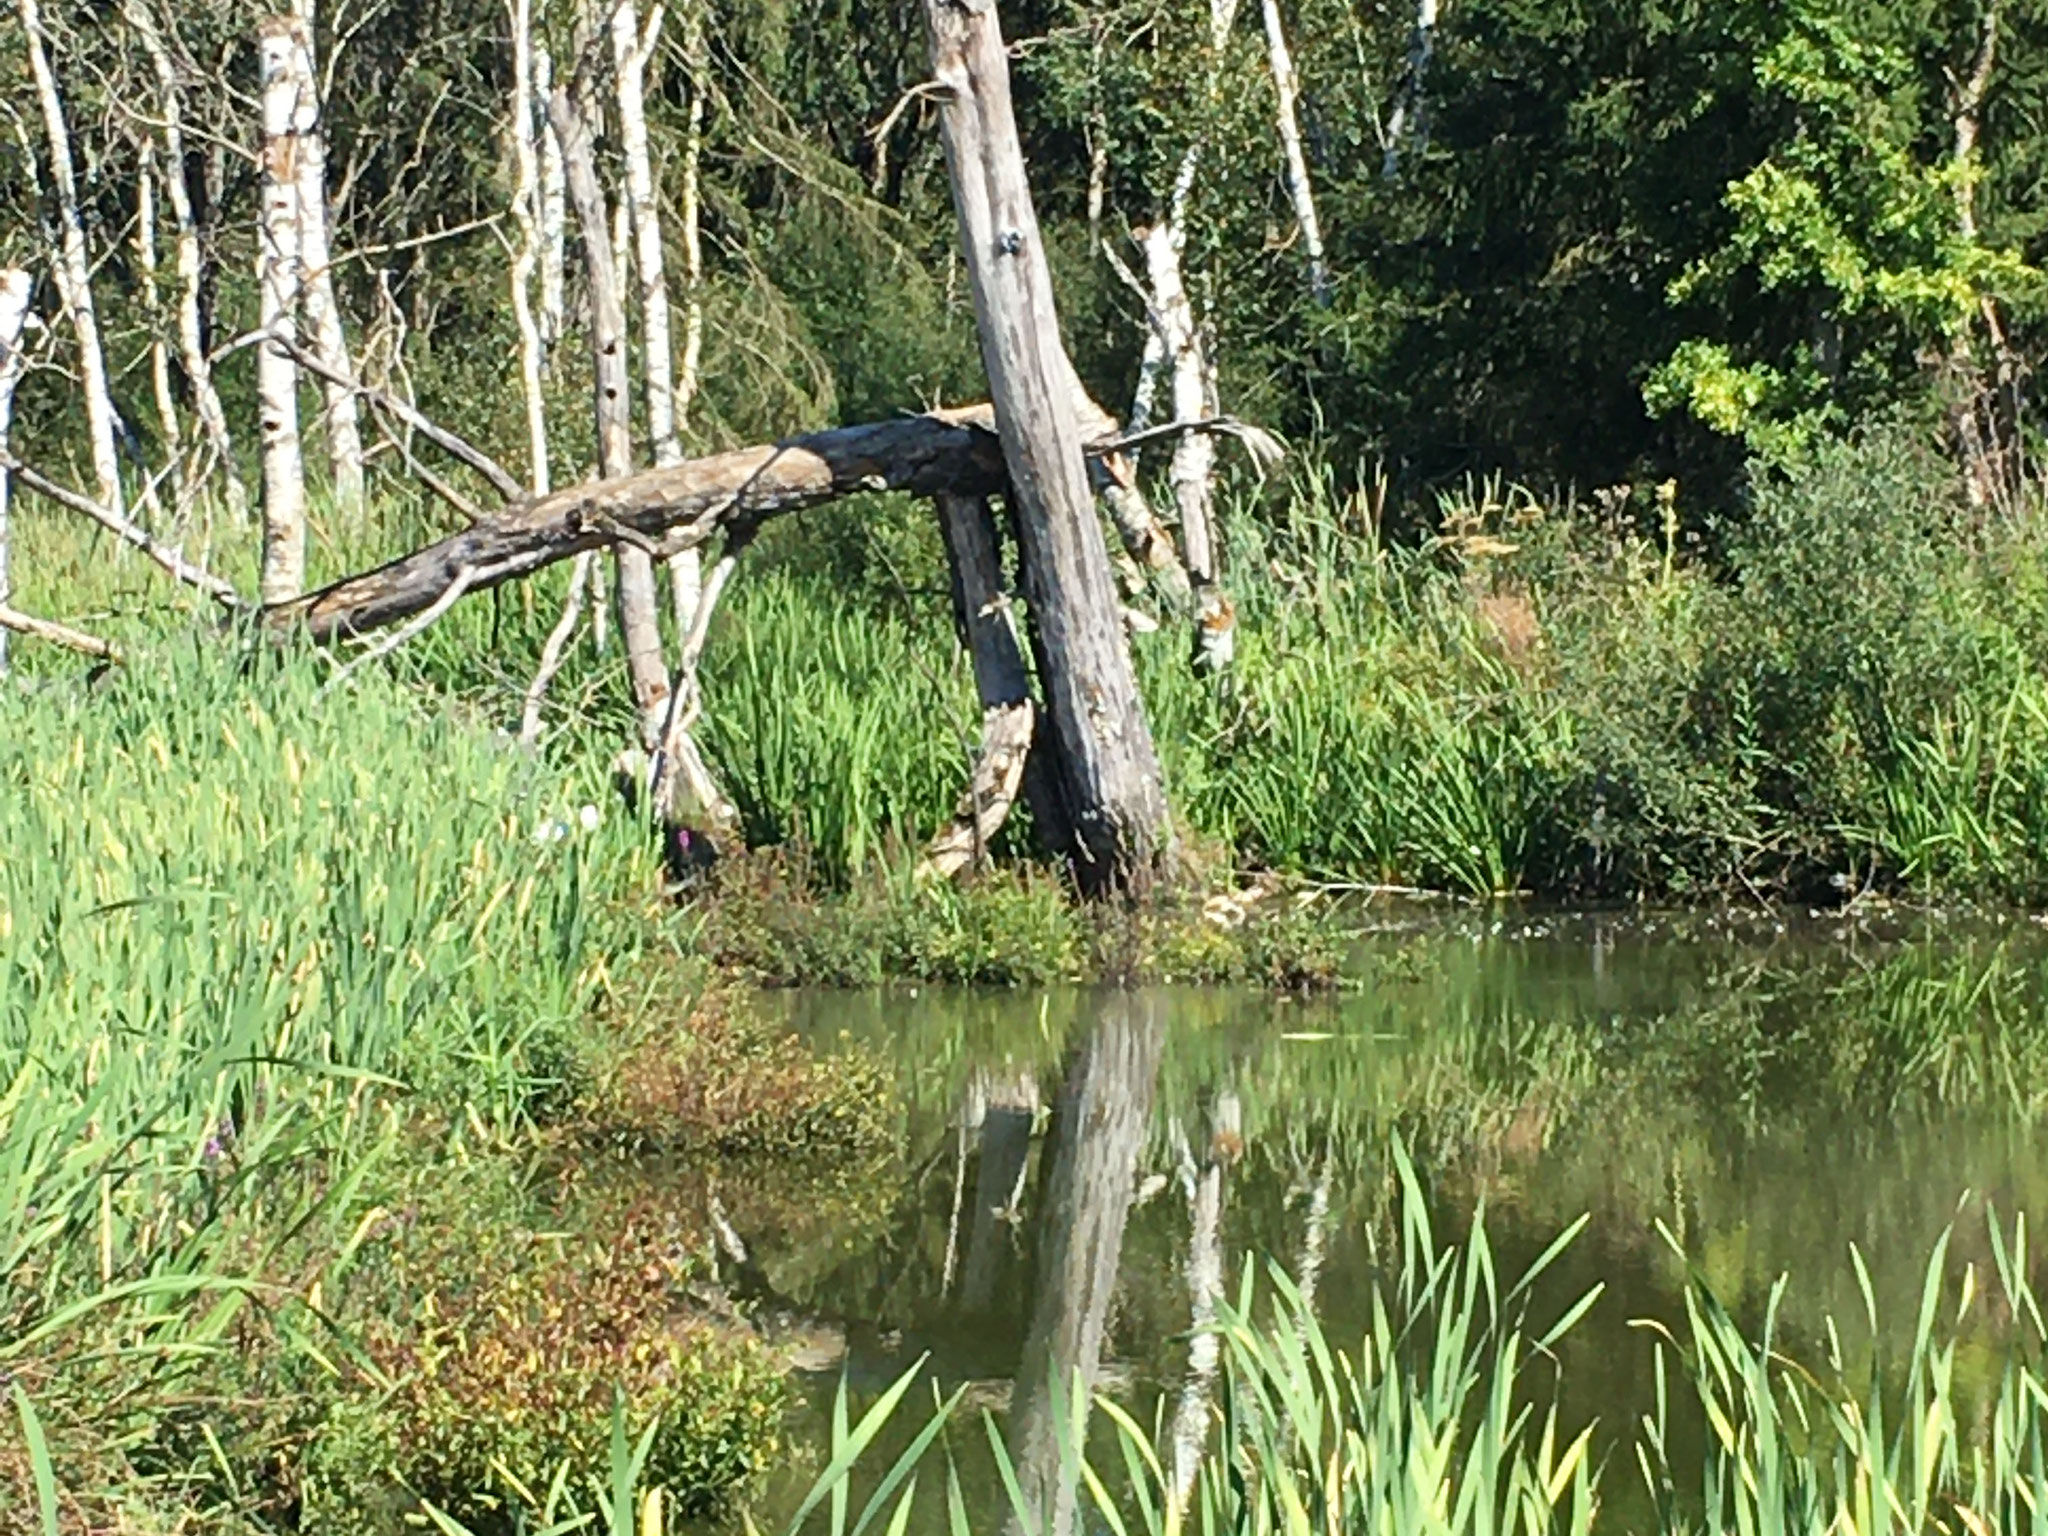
[925,0,1172,892]
[272,414,1008,641]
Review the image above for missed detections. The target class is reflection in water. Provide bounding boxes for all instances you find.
[722,915,2048,1532]
[1005,993,1162,1536]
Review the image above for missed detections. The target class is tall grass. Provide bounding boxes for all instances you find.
[0,637,657,1494]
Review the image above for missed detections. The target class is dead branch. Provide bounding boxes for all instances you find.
[2,454,248,610]
[272,333,524,501]
[0,603,121,661]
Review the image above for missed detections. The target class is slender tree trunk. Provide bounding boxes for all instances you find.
[672,0,710,637]
[612,0,682,470]
[1259,0,1329,305]
[925,0,1173,891]
[0,268,31,677]
[550,84,674,751]
[128,0,248,521]
[257,16,311,604]
[536,38,568,351]
[286,0,366,512]
[19,0,123,515]
[136,145,187,517]
[1006,995,1163,1536]
[1948,0,2018,512]
[508,0,552,495]
[1383,0,1437,181]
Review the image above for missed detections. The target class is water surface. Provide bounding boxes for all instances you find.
[694,911,2048,1526]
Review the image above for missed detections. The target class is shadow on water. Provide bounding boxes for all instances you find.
[685,912,2048,1532]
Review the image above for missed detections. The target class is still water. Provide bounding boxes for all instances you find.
[690,910,2048,1526]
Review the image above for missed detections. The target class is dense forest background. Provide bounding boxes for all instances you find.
[1,0,2040,520]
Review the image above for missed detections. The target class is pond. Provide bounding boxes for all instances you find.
[685,909,2048,1531]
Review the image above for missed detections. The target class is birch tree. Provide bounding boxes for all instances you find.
[134,147,186,512]
[1382,0,1438,180]
[257,16,311,604]
[0,268,31,676]
[1259,0,1329,305]
[508,0,552,493]
[286,0,367,512]
[19,0,125,515]
[126,0,247,519]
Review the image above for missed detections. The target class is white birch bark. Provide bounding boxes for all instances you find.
[19,0,123,515]
[258,16,310,605]
[612,0,682,469]
[1383,0,1437,180]
[508,0,552,495]
[1168,1093,1240,1513]
[536,37,568,350]
[127,0,247,520]
[670,1,710,635]
[284,0,366,512]
[0,268,32,677]
[1259,0,1330,305]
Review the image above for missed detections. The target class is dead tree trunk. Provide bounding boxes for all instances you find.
[0,268,30,677]
[549,83,674,754]
[921,492,1039,879]
[257,16,311,604]
[508,0,552,496]
[20,0,124,516]
[959,1067,1041,1314]
[925,0,1172,891]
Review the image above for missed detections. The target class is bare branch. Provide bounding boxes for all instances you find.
[1,455,247,610]
[0,603,121,661]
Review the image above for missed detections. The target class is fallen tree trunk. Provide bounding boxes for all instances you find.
[273,413,1008,641]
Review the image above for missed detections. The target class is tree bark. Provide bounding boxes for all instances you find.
[1006,994,1163,1536]
[612,0,683,471]
[535,38,568,351]
[127,0,246,519]
[0,268,30,677]
[1259,0,1330,306]
[257,16,311,605]
[1168,1091,1240,1512]
[672,0,710,638]
[925,0,1172,891]
[135,147,185,509]
[274,411,1008,639]
[922,491,1037,880]
[508,0,552,497]
[19,0,124,516]
[550,83,674,752]
[287,0,366,512]
[1383,0,1438,181]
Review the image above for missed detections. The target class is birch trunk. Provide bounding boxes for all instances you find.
[0,268,31,677]
[612,0,682,470]
[549,84,675,751]
[925,0,1173,891]
[258,16,311,605]
[128,0,247,519]
[672,0,710,637]
[536,38,568,350]
[1383,0,1438,181]
[286,0,366,512]
[1259,0,1330,305]
[19,0,123,515]
[1948,0,2018,512]
[1006,995,1163,1536]
[508,0,551,495]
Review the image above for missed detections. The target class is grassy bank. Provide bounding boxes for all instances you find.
[0,643,890,1528]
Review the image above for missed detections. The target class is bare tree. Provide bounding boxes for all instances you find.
[508,0,552,494]
[19,0,125,515]
[925,0,1174,889]
[257,15,311,603]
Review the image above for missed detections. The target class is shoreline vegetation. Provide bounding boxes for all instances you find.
[2,0,2045,1520]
